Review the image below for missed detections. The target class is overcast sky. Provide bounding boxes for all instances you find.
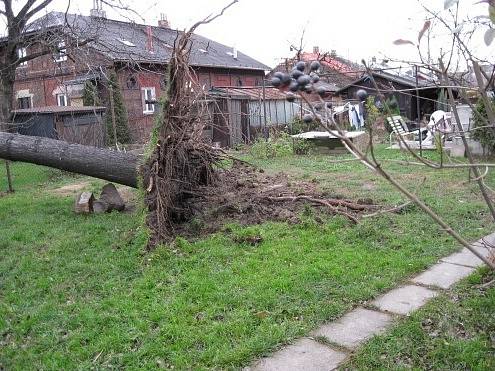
[35,0,495,68]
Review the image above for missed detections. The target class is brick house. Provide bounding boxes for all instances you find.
[12,11,269,142]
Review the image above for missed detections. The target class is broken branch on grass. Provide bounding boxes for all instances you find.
[362,201,413,218]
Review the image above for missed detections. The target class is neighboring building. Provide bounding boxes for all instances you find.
[269,47,363,94]
[11,10,269,143]
[336,70,440,121]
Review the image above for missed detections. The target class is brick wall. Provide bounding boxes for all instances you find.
[116,65,265,143]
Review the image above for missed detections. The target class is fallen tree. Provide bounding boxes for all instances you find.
[0,132,139,188]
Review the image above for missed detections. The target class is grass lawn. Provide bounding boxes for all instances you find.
[341,268,495,370]
[1,147,494,369]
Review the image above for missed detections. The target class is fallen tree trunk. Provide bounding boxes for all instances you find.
[0,132,139,188]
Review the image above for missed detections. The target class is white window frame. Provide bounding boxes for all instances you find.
[142,87,156,114]
[56,93,68,107]
[17,47,28,66]
[54,41,67,63]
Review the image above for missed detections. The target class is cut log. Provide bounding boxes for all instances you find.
[0,132,139,188]
[93,200,109,214]
[99,183,125,211]
[75,192,94,214]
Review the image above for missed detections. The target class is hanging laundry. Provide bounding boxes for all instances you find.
[348,104,364,130]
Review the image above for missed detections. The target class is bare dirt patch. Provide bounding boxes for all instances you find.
[51,181,92,197]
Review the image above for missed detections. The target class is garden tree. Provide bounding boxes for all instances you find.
[104,71,131,146]
[0,0,139,191]
[0,0,61,191]
[82,80,102,106]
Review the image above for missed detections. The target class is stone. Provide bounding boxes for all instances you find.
[74,192,94,214]
[93,200,109,214]
[312,308,392,349]
[411,262,474,289]
[249,338,347,371]
[371,285,437,315]
[441,248,485,268]
[99,183,125,212]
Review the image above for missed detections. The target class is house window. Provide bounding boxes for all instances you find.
[54,41,67,62]
[142,87,155,114]
[126,75,138,89]
[17,47,27,66]
[17,96,31,109]
[57,93,68,107]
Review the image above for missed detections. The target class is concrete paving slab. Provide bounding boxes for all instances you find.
[472,238,495,259]
[371,285,437,315]
[249,338,347,371]
[412,262,474,289]
[441,248,485,268]
[312,308,392,349]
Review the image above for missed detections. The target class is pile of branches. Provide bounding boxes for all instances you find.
[143,26,222,245]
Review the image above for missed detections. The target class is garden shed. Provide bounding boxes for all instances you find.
[209,86,303,147]
[12,106,106,147]
[336,70,440,121]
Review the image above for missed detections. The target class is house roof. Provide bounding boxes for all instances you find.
[12,106,106,115]
[210,86,290,100]
[269,51,363,90]
[26,12,269,71]
[336,69,437,94]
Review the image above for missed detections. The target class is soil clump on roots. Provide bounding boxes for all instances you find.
[159,160,380,240]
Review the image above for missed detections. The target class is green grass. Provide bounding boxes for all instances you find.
[1,147,494,369]
[341,268,495,370]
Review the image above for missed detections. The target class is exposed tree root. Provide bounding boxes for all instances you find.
[265,195,368,224]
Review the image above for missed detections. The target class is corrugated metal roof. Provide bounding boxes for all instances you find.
[26,12,270,71]
[210,86,288,100]
[211,81,339,101]
[13,106,106,114]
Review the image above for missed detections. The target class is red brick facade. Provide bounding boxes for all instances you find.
[13,42,265,143]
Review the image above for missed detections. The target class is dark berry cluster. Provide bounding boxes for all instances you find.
[270,60,329,103]
[270,60,330,123]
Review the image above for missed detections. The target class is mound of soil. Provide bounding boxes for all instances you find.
[172,161,379,238]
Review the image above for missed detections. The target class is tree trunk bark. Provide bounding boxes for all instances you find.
[1,65,17,193]
[0,132,140,188]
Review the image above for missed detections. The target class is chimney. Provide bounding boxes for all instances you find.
[158,13,170,28]
[146,25,154,53]
[232,46,238,60]
[90,0,107,18]
[330,49,337,57]
[313,46,319,54]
